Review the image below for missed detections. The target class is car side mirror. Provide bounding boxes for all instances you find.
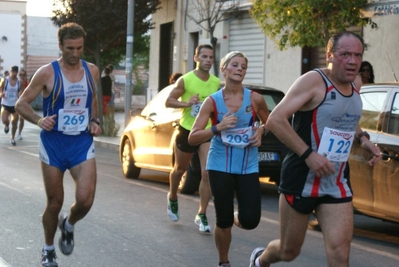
[147,112,157,121]
[130,108,143,117]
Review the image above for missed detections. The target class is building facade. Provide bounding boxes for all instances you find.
[148,0,399,99]
[25,16,59,78]
[362,0,399,83]
[0,0,27,76]
[0,0,59,78]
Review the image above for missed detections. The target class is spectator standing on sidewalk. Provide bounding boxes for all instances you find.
[16,22,102,267]
[165,44,220,234]
[101,66,113,115]
[169,72,182,84]
[359,61,375,84]
[106,64,116,117]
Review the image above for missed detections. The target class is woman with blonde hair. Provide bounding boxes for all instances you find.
[189,51,270,267]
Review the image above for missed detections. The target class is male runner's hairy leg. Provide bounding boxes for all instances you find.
[168,143,193,201]
[41,163,64,245]
[197,142,211,214]
[317,202,353,267]
[259,194,309,266]
[68,158,97,225]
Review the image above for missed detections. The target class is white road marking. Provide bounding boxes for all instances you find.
[0,257,12,267]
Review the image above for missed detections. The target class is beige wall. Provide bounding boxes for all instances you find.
[363,14,399,83]
[150,0,399,101]
[149,0,302,97]
[264,39,302,93]
[0,0,26,14]
[0,0,27,73]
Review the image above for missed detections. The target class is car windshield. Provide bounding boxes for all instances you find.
[249,88,284,111]
[141,85,175,117]
[262,94,282,111]
[143,84,284,118]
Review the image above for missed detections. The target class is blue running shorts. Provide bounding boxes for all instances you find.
[39,131,95,172]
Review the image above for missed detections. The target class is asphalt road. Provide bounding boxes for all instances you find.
[0,121,398,267]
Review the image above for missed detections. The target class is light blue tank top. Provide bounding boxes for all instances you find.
[206,87,259,174]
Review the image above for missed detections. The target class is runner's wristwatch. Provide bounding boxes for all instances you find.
[91,118,100,126]
[254,121,267,136]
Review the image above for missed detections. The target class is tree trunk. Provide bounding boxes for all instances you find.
[211,36,219,77]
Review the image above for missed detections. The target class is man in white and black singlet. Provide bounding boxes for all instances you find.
[249,31,382,267]
[0,65,25,146]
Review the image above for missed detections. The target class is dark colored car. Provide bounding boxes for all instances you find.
[119,83,288,194]
[349,83,399,223]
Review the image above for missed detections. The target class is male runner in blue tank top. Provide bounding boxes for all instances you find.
[16,23,102,267]
[248,32,382,267]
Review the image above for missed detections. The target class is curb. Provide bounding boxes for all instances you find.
[94,140,119,152]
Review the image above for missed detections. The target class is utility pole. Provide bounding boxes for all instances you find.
[124,0,135,127]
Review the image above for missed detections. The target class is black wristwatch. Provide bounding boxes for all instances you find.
[91,118,100,126]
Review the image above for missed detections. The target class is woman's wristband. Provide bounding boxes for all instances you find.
[211,125,218,135]
[299,147,313,161]
[261,125,266,135]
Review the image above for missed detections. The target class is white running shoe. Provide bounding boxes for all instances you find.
[249,247,265,267]
[41,247,58,267]
[194,214,211,234]
[17,134,23,140]
[58,213,74,255]
[167,193,179,222]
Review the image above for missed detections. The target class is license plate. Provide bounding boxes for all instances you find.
[258,152,279,162]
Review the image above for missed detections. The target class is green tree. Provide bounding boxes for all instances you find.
[51,0,161,69]
[185,0,241,76]
[51,0,160,135]
[251,0,377,49]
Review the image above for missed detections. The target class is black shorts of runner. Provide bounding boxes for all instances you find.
[175,125,199,153]
[1,105,16,114]
[284,194,352,214]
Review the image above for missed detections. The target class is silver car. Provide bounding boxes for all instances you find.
[349,83,399,223]
[119,83,288,194]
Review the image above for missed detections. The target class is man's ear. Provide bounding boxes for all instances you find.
[326,51,333,63]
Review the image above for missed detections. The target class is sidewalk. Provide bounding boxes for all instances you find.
[31,109,126,152]
[93,111,126,152]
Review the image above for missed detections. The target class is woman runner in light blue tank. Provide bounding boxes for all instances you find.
[189,51,270,267]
